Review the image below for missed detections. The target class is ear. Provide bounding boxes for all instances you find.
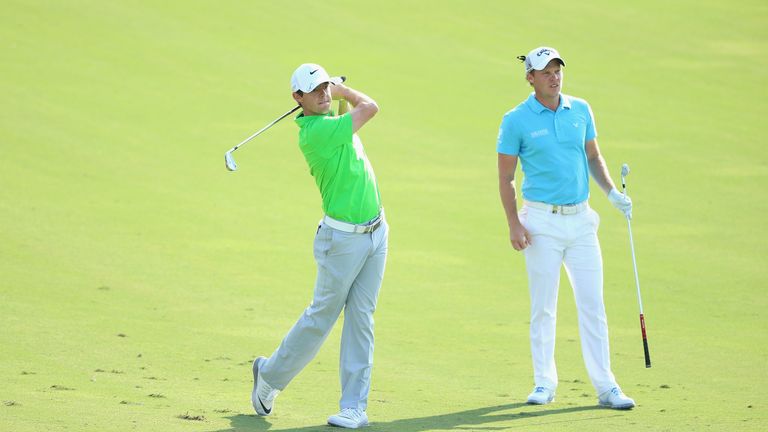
[292,92,303,106]
[526,71,534,85]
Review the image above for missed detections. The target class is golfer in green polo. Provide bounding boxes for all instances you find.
[250,63,388,429]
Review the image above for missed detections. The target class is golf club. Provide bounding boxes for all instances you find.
[224,105,300,171]
[621,163,651,368]
[224,76,346,171]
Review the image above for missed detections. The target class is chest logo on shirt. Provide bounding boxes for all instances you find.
[530,129,550,138]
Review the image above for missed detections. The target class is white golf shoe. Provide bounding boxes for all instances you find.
[598,387,635,410]
[526,386,555,405]
[251,356,280,416]
[327,408,368,428]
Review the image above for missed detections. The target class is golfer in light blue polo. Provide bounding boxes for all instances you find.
[497,46,636,409]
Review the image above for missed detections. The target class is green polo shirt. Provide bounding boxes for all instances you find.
[295,111,381,224]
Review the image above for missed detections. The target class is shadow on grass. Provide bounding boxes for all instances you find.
[208,402,613,431]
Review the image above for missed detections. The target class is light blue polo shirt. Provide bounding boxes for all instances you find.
[496,92,597,205]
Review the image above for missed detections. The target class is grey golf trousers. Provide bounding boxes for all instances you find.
[259,218,389,410]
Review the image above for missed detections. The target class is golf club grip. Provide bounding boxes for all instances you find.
[640,313,651,368]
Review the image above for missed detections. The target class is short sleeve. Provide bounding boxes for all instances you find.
[307,112,353,149]
[496,113,521,155]
[585,103,597,141]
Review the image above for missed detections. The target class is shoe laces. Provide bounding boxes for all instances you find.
[338,408,365,420]
[610,387,622,397]
[534,386,548,393]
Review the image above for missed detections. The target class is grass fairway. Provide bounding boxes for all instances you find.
[2,0,766,431]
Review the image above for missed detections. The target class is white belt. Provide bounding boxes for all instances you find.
[323,212,384,234]
[525,200,588,215]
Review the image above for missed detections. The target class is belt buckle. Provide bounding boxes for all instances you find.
[364,218,381,233]
[368,219,381,233]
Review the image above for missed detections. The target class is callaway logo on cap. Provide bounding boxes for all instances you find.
[517,46,566,73]
[291,63,343,93]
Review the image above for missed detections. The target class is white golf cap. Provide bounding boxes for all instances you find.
[521,47,565,72]
[290,63,343,93]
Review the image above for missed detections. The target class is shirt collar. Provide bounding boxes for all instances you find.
[525,92,572,113]
[294,109,336,126]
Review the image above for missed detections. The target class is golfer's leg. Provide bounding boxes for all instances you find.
[339,222,388,410]
[260,225,367,389]
[564,210,616,394]
[524,228,564,391]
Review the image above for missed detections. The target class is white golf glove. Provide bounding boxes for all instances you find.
[608,188,632,219]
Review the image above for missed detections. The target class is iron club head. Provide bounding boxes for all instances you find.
[620,163,630,191]
[225,151,237,171]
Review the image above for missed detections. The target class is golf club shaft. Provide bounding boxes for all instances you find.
[226,76,345,158]
[228,105,300,153]
[626,219,643,313]
[627,217,651,367]
[623,178,651,368]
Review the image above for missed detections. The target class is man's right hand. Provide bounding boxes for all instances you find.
[510,222,532,251]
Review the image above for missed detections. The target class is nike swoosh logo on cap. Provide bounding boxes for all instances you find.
[309,69,319,75]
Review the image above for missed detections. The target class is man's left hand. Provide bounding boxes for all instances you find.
[608,188,632,219]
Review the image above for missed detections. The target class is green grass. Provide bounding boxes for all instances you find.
[1,0,766,431]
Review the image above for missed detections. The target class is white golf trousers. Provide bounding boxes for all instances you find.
[259,218,388,410]
[520,204,617,395]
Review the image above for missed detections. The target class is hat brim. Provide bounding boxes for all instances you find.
[530,57,565,72]
[300,76,344,93]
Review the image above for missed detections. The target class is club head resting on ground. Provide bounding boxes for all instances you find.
[225,151,237,171]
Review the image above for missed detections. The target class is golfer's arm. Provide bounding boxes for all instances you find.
[335,85,378,132]
[498,153,523,228]
[338,99,349,115]
[586,139,618,195]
